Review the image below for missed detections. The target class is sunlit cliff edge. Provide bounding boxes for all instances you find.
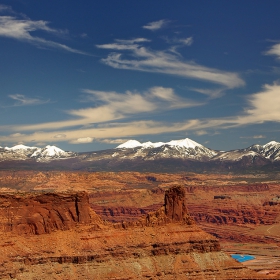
[0,186,267,279]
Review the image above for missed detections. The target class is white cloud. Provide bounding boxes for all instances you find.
[189,87,224,98]
[35,142,46,146]
[3,83,280,146]
[265,43,280,59]
[116,38,150,44]
[9,87,202,132]
[8,94,50,106]
[237,83,280,125]
[0,119,204,144]
[70,137,93,144]
[189,83,280,130]
[142,19,169,31]
[164,36,193,46]
[96,38,150,51]
[53,134,66,139]
[194,130,207,136]
[179,37,193,46]
[0,16,90,55]
[100,138,128,144]
[10,132,25,137]
[240,135,266,139]
[97,39,244,89]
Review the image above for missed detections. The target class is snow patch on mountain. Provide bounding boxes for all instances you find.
[213,150,260,161]
[264,141,279,147]
[166,138,202,149]
[5,144,37,151]
[31,145,71,160]
[246,140,280,161]
[117,138,203,150]
[141,141,165,148]
[0,144,74,162]
[116,140,142,149]
[115,138,217,160]
[261,141,280,160]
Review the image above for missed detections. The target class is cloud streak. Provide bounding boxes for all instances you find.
[4,87,203,132]
[0,119,203,144]
[97,39,245,89]
[0,16,90,55]
[0,4,13,13]
[142,19,169,31]
[265,43,280,59]
[6,80,280,143]
[2,83,280,146]
[240,135,266,139]
[8,94,50,106]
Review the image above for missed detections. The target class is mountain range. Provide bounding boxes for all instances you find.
[0,145,74,162]
[1,138,280,172]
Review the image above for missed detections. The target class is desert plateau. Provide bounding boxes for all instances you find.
[1,170,280,279]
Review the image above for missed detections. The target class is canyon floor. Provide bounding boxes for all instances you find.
[1,170,280,278]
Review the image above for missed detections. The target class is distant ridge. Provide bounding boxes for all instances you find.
[1,138,280,172]
[0,144,74,162]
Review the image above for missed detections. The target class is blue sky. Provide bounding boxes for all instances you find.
[1,1,280,152]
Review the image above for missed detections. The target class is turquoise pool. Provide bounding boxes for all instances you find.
[231,254,255,262]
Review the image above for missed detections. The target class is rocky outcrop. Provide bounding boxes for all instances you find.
[0,187,264,280]
[164,185,190,222]
[106,186,194,229]
[0,186,267,279]
[92,186,195,226]
[0,192,101,235]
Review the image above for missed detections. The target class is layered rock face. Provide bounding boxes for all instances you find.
[165,185,190,222]
[0,187,267,279]
[0,192,101,234]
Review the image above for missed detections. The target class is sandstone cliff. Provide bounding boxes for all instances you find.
[0,192,102,234]
[0,186,268,279]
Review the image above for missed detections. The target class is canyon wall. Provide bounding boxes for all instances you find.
[0,186,266,279]
[0,192,101,235]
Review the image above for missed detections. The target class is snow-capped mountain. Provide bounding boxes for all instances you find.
[246,141,280,161]
[113,138,280,164]
[30,145,74,161]
[0,145,38,161]
[0,145,74,162]
[4,144,37,151]
[114,138,217,160]
[1,138,280,172]
[117,140,165,149]
[117,138,203,150]
[207,141,280,166]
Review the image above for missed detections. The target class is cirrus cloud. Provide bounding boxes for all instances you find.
[8,94,50,106]
[0,15,90,55]
[96,39,245,89]
[142,19,170,31]
[7,86,203,132]
[2,83,280,146]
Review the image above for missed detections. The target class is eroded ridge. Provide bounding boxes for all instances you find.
[0,187,268,279]
[0,192,102,235]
